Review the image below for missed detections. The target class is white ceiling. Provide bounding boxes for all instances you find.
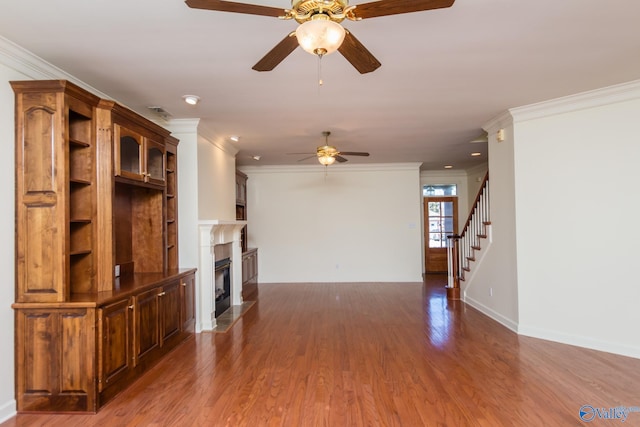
[1,0,639,169]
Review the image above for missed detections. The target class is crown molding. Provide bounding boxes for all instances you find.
[165,118,200,135]
[197,122,239,156]
[510,79,640,123]
[420,169,469,180]
[240,162,422,175]
[0,35,112,100]
[483,110,513,134]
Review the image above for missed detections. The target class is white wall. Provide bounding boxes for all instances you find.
[463,116,520,331]
[466,163,489,209]
[0,58,20,424]
[241,163,424,283]
[512,82,640,357]
[166,119,200,271]
[197,133,237,221]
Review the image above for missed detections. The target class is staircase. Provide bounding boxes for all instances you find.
[446,172,490,300]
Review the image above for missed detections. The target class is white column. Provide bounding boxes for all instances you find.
[231,228,244,306]
[198,223,216,331]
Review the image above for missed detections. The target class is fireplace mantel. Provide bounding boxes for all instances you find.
[198,220,247,331]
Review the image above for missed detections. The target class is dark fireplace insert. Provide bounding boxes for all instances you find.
[214,257,231,317]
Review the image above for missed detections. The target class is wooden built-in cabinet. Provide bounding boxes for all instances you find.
[236,170,248,253]
[236,170,259,300]
[166,143,179,270]
[242,248,259,301]
[12,80,195,413]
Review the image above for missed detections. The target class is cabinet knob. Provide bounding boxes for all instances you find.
[128,305,134,310]
[158,291,166,297]
[181,282,186,287]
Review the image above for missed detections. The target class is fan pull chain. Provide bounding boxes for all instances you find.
[317,54,324,87]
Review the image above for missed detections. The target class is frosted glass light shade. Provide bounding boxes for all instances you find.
[295,18,346,56]
[318,155,336,166]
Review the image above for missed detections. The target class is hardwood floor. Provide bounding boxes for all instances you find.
[4,276,640,426]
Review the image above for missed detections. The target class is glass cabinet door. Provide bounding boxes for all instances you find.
[145,139,165,185]
[115,125,144,181]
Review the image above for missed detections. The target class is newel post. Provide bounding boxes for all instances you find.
[446,235,461,300]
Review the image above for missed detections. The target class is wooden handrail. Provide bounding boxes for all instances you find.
[446,171,490,300]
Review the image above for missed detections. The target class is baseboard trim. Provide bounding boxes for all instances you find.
[0,399,16,424]
[463,296,518,333]
[517,324,640,360]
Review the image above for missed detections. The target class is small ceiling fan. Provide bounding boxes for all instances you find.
[185,0,455,74]
[291,131,370,166]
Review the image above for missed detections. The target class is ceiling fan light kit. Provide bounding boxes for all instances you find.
[185,0,455,74]
[318,154,337,166]
[295,15,345,56]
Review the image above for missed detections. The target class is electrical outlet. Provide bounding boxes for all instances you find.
[115,264,121,277]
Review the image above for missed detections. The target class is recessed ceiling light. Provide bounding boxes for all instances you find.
[182,95,200,105]
[471,152,482,157]
[252,155,261,161]
[444,165,453,169]
[230,135,240,142]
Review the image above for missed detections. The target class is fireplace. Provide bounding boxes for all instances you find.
[214,258,231,317]
[198,219,247,331]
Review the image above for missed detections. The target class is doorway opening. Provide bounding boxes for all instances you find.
[423,185,458,274]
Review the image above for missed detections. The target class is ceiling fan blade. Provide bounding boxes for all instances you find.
[353,0,455,19]
[338,30,381,74]
[335,155,349,163]
[297,155,317,162]
[253,33,299,72]
[339,151,370,156]
[185,0,284,17]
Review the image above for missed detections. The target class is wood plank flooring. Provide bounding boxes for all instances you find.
[4,276,640,426]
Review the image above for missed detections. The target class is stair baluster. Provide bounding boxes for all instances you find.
[446,172,490,300]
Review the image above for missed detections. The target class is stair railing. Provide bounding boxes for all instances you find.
[446,172,490,300]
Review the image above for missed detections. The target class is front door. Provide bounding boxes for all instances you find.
[425,196,458,273]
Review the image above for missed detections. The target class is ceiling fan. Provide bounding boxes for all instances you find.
[291,131,370,166]
[185,0,455,74]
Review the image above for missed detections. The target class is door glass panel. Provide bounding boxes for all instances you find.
[428,202,440,217]
[120,136,140,174]
[423,184,457,196]
[147,147,164,180]
[428,201,455,248]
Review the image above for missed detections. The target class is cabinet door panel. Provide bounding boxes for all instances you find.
[16,308,96,412]
[99,299,132,390]
[181,273,196,333]
[60,310,95,395]
[20,311,56,394]
[160,281,181,345]
[134,288,160,366]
